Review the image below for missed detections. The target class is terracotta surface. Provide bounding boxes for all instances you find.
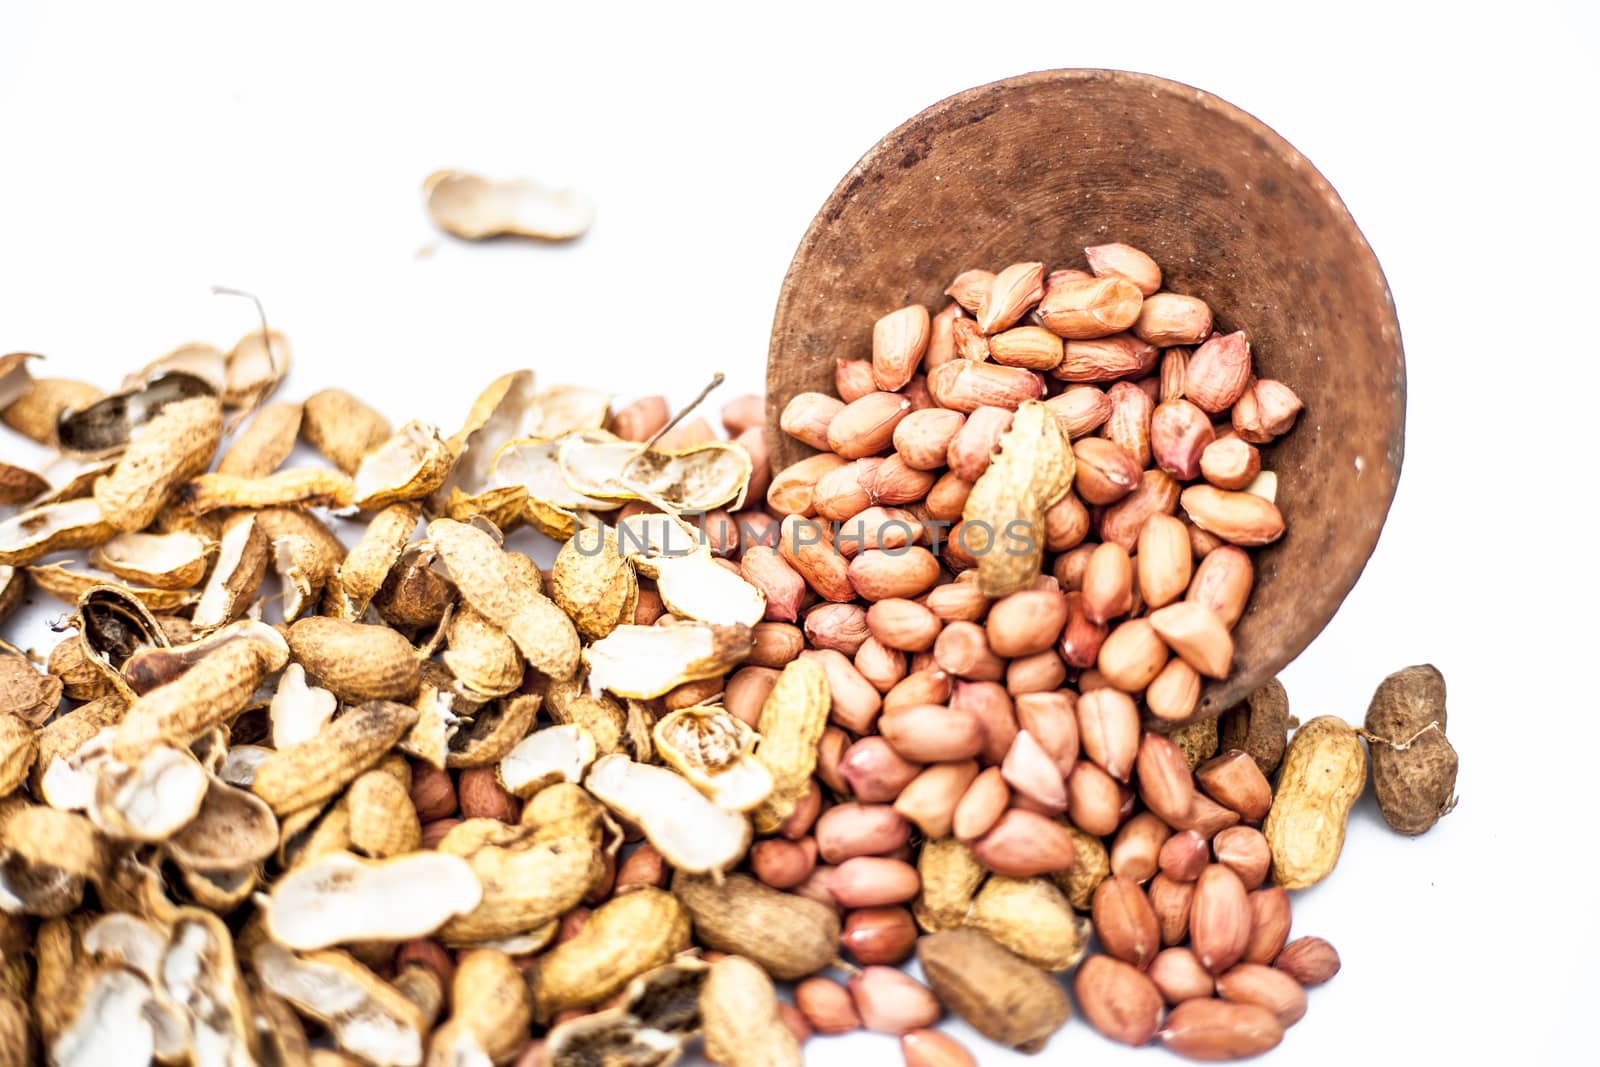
[765,68,1405,716]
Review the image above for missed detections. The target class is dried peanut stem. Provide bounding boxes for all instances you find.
[1357,720,1442,752]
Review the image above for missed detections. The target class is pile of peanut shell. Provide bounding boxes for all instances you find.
[0,244,1456,1067]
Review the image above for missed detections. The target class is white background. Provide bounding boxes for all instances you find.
[3,2,1598,1064]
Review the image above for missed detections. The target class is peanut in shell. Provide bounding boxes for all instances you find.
[286,617,421,703]
[960,400,1075,597]
[92,395,222,531]
[1262,715,1367,889]
[251,699,420,815]
[529,887,691,1022]
[672,872,840,981]
[917,929,1072,1053]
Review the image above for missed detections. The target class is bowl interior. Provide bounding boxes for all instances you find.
[766,68,1405,715]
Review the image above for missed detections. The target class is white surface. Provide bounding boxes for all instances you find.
[3,2,1598,1064]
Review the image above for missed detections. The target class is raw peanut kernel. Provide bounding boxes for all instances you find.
[1072,437,1141,505]
[1085,242,1162,295]
[779,391,844,451]
[1275,936,1342,985]
[1184,331,1253,413]
[988,326,1064,371]
[1151,398,1215,480]
[1200,435,1262,491]
[828,391,913,459]
[893,408,966,470]
[1092,875,1161,969]
[1074,955,1164,1046]
[872,304,931,392]
[1160,999,1283,1059]
[1038,276,1143,339]
[1133,292,1214,346]
[976,262,1045,334]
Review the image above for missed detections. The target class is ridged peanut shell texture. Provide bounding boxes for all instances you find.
[1263,716,1367,889]
[1364,664,1457,834]
[768,69,1404,713]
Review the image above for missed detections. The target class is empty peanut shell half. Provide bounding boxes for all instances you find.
[425,169,594,241]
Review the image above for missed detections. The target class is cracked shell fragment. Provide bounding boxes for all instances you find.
[425,169,594,241]
[428,518,581,679]
[165,775,279,873]
[270,663,338,749]
[224,328,292,407]
[252,941,427,1067]
[490,433,621,538]
[584,754,750,874]
[434,370,538,506]
[499,724,597,798]
[583,622,753,701]
[27,563,199,614]
[90,530,211,590]
[266,850,482,950]
[559,438,751,512]
[0,497,113,567]
[174,468,356,516]
[56,370,216,456]
[0,460,47,506]
[90,742,210,841]
[617,513,764,628]
[352,420,454,511]
[652,706,773,812]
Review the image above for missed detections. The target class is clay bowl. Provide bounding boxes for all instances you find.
[765,68,1404,717]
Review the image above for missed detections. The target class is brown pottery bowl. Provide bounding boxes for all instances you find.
[765,68,1405,715]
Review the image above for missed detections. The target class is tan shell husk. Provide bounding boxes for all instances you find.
[27,564,200,613]
[120,617,285,696]
[285,616,421,703]
[918,928,1073,1053]
[429,518,582,679]
[617,513,764,628]
[542,675,626,757]
[497,723,597,798]
[960,399,1075,596]
[331,502,420,621]
[528,887,691,1022]
[92,395,223,530]
[582,621,753,701]
[584,754,750,875]
[700,955,802,1067]
[89,530,211,590]
[174,469,356,516]
[251,700,420,815]
[559,437,751,513]
[4,376,103,448]
[216,400,303,477]
[114,636,281,758]
[434,789,608,943]
[749,658,828,834]
[442,607,524,699]
[191,512,270,629]
[1,651,63,726]
[301,388,392,474]
[445,691,541,769]
[671,872,838,981]
[1263,716,1367,889]
[551,525,638,641]
[0,462,48,507]
[165,775,279,872]
[252,942,427,1067]
[913,837,987,934]
[0,498,114,567]
[352,421,454,511]
[425,170,595,242]
[266,850,481,950]
[224,328,291,408]
[966,875,1091,972]
[653,705,773,813]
